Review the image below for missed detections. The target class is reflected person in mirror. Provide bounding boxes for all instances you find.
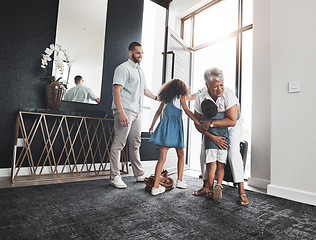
[110,42,158,188]
[63,75,100,103]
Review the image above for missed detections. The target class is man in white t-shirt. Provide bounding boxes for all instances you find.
[193,67,249,206]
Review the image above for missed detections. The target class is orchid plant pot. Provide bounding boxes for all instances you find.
[46,82,65,110]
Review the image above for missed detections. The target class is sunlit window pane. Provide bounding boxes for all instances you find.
[192,37,237,93]
[190,36,237,171]
[243,0,253,27]
[194,0,238,47]
[183,18,192,46]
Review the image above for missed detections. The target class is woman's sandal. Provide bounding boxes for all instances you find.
[192,187,208,196]
[238,193,249,206]
[206,190,214,198]
[213,184,223,201]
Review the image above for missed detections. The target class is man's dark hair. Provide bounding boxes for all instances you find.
[74,75,83,83]
[201,99,217,119]
[128,42,142,51]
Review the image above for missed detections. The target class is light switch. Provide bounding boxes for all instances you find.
[288,81,301,93]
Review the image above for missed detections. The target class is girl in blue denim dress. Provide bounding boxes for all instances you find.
[149,79,204,196]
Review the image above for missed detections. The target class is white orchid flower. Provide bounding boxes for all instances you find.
[41,60,47,67]
[41,43,71,82]
[42,54,51,61]
[55,58,64,71]
[45,48,54,56]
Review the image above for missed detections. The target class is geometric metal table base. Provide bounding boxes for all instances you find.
[11,111,129,183]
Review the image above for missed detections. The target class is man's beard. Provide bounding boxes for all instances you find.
[132,53,141,64]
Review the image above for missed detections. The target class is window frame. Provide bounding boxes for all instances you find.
[180,0,253,103]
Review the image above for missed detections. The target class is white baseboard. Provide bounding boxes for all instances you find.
[248,177,270,189]
[0,168,11,178]
[2,164,112,180]
[1,161,158,180]
[267,184,316,207]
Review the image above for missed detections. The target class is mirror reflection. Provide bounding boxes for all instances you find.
[55,0,108,104]
[63,75,100,103]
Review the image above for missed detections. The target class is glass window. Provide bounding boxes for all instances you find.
[243,0,253,27]
[189,37,237,171]
[180,0,253,172]
[183,18,192,46]
[192,37,237,93]
[194,0,238,47]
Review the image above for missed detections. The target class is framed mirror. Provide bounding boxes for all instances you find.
[55,0,108,104]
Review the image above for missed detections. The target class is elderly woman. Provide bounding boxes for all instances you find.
[192,67,249,206]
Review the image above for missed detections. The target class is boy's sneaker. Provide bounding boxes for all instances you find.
[213,184,223,200]
[151,185,166,196]
[176,179,187,189]
[111,176,127,189]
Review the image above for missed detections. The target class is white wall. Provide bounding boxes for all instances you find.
[267,0,316,205]
[250,0,316,206]
[247,0,271,190]
[170,0,316,206]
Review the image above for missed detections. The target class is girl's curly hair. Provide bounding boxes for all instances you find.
[158,79,190,103]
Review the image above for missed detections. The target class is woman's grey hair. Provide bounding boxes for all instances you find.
[204,67,224,83]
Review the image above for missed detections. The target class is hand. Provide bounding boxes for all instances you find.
[201,121,210,131]
[119,111,130,127]
[149,126,154,135]
[212,135,228,150]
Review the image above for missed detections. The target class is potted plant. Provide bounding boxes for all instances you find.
[41,44,71,110]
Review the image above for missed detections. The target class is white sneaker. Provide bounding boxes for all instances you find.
[135,174,146,182]
[111,176,127,188]
[151,185,166,196]
[176,180,187,189]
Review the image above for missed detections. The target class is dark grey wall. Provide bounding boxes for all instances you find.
[0,0,59,168]
[0,0,169,169]
[0,0,170,169]
[97,0,144,115]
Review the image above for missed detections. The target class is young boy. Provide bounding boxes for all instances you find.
[200,99,229,200]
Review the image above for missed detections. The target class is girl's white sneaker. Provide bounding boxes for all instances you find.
[151,185,166,196]
[176,180,187,189]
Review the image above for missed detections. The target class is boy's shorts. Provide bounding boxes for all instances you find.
[205,149,227,164]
